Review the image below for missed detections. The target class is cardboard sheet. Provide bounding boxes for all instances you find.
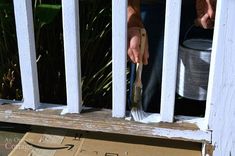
[9,127,201,156]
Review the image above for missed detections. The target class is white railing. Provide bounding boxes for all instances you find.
[160,0,182,122]
[10,0,83,113]
[5,0,185,119]
[61,0,82,114]
[1,0,235,155]
[111,0,202,124]
[13,0,40,109]
[112,0,127,118]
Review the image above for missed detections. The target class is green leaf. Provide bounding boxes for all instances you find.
[36,4,61,25]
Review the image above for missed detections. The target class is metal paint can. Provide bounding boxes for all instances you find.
[176,39,212,101]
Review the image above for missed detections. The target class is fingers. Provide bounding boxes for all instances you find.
[195,15,207,29]
[195,0,216,29]
[206,0,215,19]
[132,45,141,63]
[128,42,140,64]
[128,27,141,64]
[129,33,140,63]
[201,13,210,29]
[128,27,149,64]
[195,13,214,29]
[128,48,135,63]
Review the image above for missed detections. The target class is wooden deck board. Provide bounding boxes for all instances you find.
[0,104,211,143]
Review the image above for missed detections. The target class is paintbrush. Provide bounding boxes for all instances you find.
[131,28,147,121]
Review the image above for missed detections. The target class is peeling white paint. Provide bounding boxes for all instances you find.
[152,127,211,143]
[4,110,12,119]
[175,116,207,130]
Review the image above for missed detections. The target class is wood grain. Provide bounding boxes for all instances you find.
[0,104,211,143]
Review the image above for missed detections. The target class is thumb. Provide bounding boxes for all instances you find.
[196,13,210,29]
[206,0,215,19]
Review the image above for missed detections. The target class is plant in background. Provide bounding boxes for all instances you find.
[0,0,22,100]
[0,0,112,108]
[34,0,112,107]
[33,0,66,104]
[79,0,112,108]
[0,63,22,100]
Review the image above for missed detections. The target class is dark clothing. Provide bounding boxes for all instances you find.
[142,0,165,4]
[140,3,166,113]
[129,0,213,113]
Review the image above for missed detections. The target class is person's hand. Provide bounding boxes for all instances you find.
[127,5,149,65]
[128,27,149,65]
[195,0,216,29]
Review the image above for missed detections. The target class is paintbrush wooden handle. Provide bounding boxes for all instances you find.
[132,28,146,105]
[135,28,146,86]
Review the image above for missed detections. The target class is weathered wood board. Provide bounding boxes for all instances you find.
[0,104,211,143]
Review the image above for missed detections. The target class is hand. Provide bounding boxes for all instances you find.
[195,0,216,29]
[127,3,149,65]
[128,27,149,65]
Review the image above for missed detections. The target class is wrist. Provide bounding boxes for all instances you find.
[127,6,143,28]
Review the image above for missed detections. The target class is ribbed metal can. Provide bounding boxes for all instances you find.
[176,39,212,101]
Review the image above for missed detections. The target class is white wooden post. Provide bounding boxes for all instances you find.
[13,0,40,109]
[62,0,82,113]
[160,0,182,122]
[205,0,235,155]
[112,0,127,118]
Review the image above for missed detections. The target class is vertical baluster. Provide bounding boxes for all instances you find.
[62,0,82,113]
[13,0,40,109]
[204,0,235,155]
[112,0,127,118]
[160,0,182,122]
[204,0,225,130]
